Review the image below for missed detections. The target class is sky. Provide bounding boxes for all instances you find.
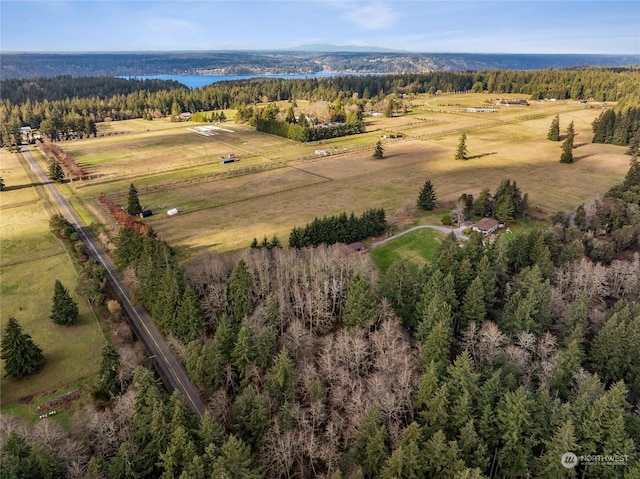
[1,0,639,54]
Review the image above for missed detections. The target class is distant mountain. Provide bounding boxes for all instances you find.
[286,43,407,53]
[1,51,638,80]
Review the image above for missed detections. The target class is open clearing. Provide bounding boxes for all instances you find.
[371,228,445,272]
[0,150,105,410]
[57,93,630,257]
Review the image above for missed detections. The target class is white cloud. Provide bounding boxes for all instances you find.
[328,1,400,30]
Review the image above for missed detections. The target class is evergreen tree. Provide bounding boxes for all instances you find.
[416,179,437,210]
[158,425,198,479]
[99,344,121,398]
[537,419,579,478]
[48,160,64,182]
[560,121,575,163]
[455,132,468,160]
[1,317,45,379]
[473,187,492,216]
[342,273,379,328]
[496,387,532,478]
[1,431,38,479]
[198,411,226,452]
[1,430,64,479]
[414,362,450,434]
[415,291,453,342]
[231,321,256,378]
[266,347,297,406]
[210,435,262,479]
[423,430,467,477]
[0,177,5,191]
[475,255,497,311]
[114,226,145,269]
[50,279,79,325]
[547,114,560,141]
[231,385,270,449]
[529,234,554,279]
[155,267,182,332]
[460,276,487,336]
[127,183,143,216]
[356,405,389,477]
[383,422,425,478]
[458,420,490,471]
[373,140,384,159]
[174,286,203,342]
[494,195,516,222]
[284,106,296,124]
[227,260,254,322]
[419,319,452,370]
[626,127,640,157]
[254,327,276,371]
[379,259,422,330]
[550,338,582,401]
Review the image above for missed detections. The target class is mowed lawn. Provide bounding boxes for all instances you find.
[370,228,445,272]
[0,150,105,409]
[58,93,630,257]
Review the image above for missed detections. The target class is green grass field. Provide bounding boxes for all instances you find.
[52,93,630,258]
[0,150,105,416]
[370,228,445,272]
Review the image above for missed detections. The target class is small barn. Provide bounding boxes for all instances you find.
[472,217,500,235]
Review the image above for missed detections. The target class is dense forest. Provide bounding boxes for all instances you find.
[2,66,640,147]
[4,159,639,478]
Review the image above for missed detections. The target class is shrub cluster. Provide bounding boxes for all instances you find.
[256,118,365,142]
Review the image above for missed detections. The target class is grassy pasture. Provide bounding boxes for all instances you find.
[58,93,630,257]
[0,150,105,412]
[0,255,105,406]
[370,228,445,272]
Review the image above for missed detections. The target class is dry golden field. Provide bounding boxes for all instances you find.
[59,93,630,257]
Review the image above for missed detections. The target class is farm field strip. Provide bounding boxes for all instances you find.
[140,166,330,218]
[53,93,630,257]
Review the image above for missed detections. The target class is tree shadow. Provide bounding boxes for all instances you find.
[3,182,48,191]
[574,153,595,162]
[466,151,498,160]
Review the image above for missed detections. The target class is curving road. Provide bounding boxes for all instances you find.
[21,147,206,420]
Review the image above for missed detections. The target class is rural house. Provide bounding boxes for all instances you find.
[472,217,500,235]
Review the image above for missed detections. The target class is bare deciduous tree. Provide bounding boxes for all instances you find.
[476,321,509,366]
[451,199,467,227]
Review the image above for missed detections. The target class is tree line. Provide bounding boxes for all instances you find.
[256,117,366,142]
[1,66,639,146]
[288,208,387,248]
[591,106,640,148]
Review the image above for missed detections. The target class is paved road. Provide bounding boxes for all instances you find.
[370,224,469,249]
[21,147,206,420]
